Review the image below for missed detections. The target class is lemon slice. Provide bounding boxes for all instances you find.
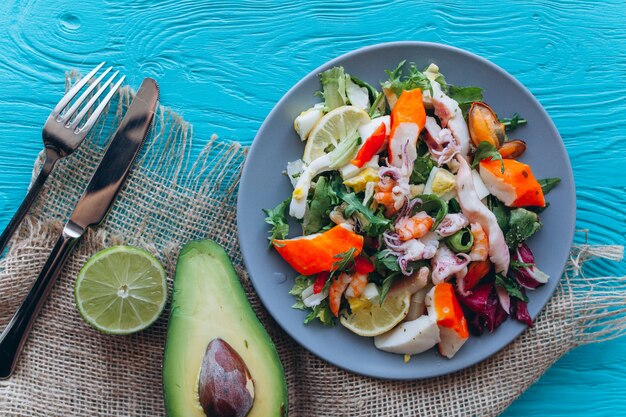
[75,246,167,335]
[340,291,411,337]
[303,105,370,163]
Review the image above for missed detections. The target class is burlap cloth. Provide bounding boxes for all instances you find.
[0,77,624,417]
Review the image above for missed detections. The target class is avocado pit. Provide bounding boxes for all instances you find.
[198,338,255,417]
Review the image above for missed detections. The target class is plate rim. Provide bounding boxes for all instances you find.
[237,41,576,380]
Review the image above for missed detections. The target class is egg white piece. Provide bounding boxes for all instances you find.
[374,315,440,355]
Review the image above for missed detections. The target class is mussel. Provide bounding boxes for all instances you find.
[468,102,506,148]
[498,139,527,159]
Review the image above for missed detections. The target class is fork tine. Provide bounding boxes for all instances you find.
[76,75,126,134]
[59,67,113,124]
[70,70,120,130]
[50,62,105,118]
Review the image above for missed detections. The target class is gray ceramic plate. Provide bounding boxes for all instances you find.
[237,42,575,380]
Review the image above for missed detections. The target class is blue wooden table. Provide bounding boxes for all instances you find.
[1,1,625,415]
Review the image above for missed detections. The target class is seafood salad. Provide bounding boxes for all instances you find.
[263,61,560,359]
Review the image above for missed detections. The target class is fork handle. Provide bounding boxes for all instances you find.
[0,231,77,379]
[0,147,59,255]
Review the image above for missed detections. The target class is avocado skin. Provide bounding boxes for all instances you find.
[163,240,288,417]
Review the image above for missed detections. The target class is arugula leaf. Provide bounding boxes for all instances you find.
[338,190,392,236]
[320,67,347,110]
[331,247,357,274]
[505,208,542,248]
[447,85,484,116]
[487,195,511,234]
[496,273,529,302]
[379,272,401,303]
[538,177,561,195]
[304,301,335,326]
[262,198,291,244]
[410,153,435,184]
[510,260,534,270]
[414,194,448,229]
[404,63,432,93]
[472,141,504,173]
[500,113,528,131]
[373,250,401,274]
[382,61,431,97]
[302,176,339,235]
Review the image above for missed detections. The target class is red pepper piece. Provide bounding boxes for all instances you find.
[350,122,386,168]
[313,272,329,294]
[354,257,375,274]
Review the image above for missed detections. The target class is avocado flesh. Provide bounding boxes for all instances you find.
[163,240,288,417]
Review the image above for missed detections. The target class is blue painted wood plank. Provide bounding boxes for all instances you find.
[0,0,625,415]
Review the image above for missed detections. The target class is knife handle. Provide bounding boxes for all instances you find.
[0,232,77,379]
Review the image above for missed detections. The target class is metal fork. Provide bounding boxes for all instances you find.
[0,63,125,255]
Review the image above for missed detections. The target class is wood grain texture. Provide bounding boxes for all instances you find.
[0,0,625,415]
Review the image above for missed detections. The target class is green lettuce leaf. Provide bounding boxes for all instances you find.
[410,154,435,184]
[303,176,339,235]
[447,85,484,115]
[289,275,312,310]
[262,198,291,244]
[304,301,335,326]
[505,208,542,248]
[487,195,511,234]
[320,67,347,110]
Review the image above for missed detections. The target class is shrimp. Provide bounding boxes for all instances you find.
[455,155,510,273]
[436,213,469,237]
[469,222,489,261]
[345,272,368,298]
[328,272,352,317]
[374,176,400,216]
[395,211,434,241]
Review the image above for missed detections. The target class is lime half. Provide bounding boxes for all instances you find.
[75,246,167,335]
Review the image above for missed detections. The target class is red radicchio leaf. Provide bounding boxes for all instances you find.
[511,296,533,327]
[511,243,549,289]
[457,283,508,334]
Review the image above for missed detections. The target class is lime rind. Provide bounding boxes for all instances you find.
[75,245,167,335]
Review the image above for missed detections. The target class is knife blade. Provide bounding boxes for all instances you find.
[0,78,159,378]
[65,78,159,238]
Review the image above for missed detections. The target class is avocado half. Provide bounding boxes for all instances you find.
[163,240,288,417]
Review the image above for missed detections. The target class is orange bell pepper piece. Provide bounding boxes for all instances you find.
[388,89,426,165]
[272,224,363,275]
[351,122,386,168]
[480,159,545,207]
[431,282,469,339]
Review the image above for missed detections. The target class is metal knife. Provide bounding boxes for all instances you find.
[0,78,159,379]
